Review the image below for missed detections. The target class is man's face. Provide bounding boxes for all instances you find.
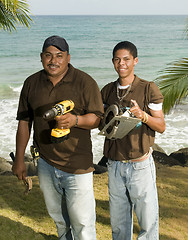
[41,45,70,79]
[112,49,138,80]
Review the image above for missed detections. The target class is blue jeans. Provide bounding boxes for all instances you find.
[38,158,96,240]
[107,154,159,240]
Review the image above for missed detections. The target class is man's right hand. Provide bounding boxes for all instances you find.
[12,160,27,181]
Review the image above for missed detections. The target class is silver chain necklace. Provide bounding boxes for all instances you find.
[116,82,132,101]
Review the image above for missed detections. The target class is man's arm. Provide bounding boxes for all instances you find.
[56,113,101,130]
[130,100,165,134]
[146,109,165,133]
[12,120,32,180]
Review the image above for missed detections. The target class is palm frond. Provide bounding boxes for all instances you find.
[155,58,188,114]
[0,0,33,32]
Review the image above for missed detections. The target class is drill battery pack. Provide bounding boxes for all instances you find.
[51,128,70,143]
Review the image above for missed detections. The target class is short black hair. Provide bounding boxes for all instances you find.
[113,41,137,59]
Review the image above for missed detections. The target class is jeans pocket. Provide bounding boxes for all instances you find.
[132,157,150,170]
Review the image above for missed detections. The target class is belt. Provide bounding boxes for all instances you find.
[121,148,153,163]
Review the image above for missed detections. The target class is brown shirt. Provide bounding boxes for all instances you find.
[101,75,163,160]
[17,64,104,174]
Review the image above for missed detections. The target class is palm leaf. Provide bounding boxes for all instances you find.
[155,58,188,114]
[0,0,33,32]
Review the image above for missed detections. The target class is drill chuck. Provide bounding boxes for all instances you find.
[43,108,58,120]
[43,104,65,120]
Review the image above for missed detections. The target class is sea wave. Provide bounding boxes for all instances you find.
[9,85,22,93]
[0,97,187,162]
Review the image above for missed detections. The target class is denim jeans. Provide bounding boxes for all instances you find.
[107,154,159,240]
[38,158,96,240]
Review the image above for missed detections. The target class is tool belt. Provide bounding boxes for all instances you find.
[30,145,40,166]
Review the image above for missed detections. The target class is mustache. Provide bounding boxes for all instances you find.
[47,64,59,67]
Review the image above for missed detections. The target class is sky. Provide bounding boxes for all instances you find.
[28,0,188,15]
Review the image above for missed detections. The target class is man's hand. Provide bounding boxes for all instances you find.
[12,160,27,181]
[56,113,100,130]
[129,99,165,133]
[129,99,144,120]
[56,113,77,129]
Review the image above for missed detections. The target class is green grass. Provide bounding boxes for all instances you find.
[0,163,187,240]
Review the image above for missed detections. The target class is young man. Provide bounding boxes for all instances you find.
[12,35,104,240]
[101,41,165,240]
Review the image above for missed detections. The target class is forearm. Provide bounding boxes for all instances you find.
[13,120,32,180]
[130,100,165,134]
[76,113,101,130]
[143,112,165,133]
[56,113,101,130]
[15,120,31,161]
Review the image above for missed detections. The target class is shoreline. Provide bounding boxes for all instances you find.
[1,144,187,177]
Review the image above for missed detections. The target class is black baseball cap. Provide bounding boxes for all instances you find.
[42,35,69,53]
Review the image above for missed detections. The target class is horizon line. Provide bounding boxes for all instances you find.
[29,14,188,16]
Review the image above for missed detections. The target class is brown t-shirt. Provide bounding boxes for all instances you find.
[17,64,104,174]
[101,75,163,160]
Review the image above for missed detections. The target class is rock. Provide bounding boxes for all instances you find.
[93,156,108,174]
[0,153,38,176]
[24,153,33,162]
[97,156,108,167]
[25,162,38,176]
[0,157,12,175]
[152,144,166,154]
[93,163,107,174]
[9,152,38,176]
[152,151,183,166]
[152,146,188,167]
[1,146,187,177]
[169,148,188,166]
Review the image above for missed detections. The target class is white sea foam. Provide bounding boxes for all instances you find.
[9,85,22,93]
[155,105,188,155]
[0,97,187,162]
[0,98,33,161]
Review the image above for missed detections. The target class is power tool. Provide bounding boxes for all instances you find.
[30,145,40,166]
[99,104,141,140]
[43,100,75,143]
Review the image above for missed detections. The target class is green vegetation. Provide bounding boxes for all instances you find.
[155,58,188,114]
[155,19,188,114]
[0,0,33,32]
[0,163,187,240]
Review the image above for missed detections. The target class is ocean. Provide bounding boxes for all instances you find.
[0,15,188,163]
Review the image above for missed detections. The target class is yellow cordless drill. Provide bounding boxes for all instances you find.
[43,100,75,143]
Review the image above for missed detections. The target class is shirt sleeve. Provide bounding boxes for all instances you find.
[148,81,163,104]
[16,79,33,121]
[148,102,163,111]
[84,79,104,118]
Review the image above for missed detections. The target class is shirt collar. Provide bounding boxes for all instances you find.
[42,63,75,85]
[115,75,140,92]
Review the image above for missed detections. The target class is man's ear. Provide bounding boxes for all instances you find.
[40,53,43,62]
[68,54,71,63]
[134,57,138,66]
